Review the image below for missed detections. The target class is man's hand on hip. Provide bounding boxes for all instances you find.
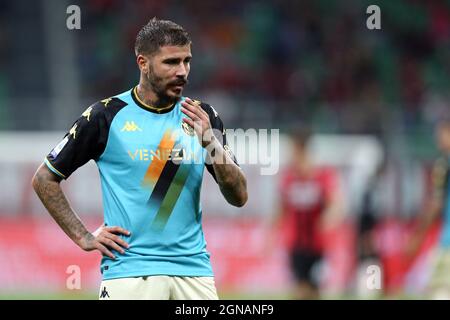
[79,225,131,259]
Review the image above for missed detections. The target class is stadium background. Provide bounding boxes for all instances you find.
[0,0,449,299]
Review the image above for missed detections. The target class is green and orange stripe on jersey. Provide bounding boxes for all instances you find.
[142,129,191,231]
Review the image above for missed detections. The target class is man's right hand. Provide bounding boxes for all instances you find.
[79,225,131,259]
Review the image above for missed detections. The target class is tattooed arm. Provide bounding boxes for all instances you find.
[207,138,248,207]
[181,97,248,207]
[32,163,130,259]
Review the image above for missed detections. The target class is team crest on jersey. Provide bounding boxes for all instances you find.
[182,121,195,136]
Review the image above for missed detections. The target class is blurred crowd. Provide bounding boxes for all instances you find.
[0,0,448,145]
[78,0,450,136]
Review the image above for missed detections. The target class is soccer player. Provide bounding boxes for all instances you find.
[31,18,247,300]
[274,128,343,299]
[406,120,450,299]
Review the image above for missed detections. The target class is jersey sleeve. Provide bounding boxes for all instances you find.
[44,102,108,179]
[200,102,239,182]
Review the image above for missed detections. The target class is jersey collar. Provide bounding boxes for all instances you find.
[131,86,177,114]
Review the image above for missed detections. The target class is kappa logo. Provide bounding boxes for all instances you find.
[100,286,110,299]
[101,98,112,107]
[82,106,92,121]
[69,124,78,139]
[121,121,142,132]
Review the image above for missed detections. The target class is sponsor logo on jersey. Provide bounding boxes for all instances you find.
[127,148,199,162]
[50,136,69,158]
[121,121,142,132]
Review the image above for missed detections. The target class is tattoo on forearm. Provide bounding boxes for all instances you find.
[218,167,247,205]
[33,167,90,244]
[212,157,247,206]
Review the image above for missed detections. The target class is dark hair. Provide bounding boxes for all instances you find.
[134,17,191,56]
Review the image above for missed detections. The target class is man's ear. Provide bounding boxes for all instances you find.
[136,54,148,73]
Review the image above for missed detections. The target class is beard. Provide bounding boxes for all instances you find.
[145,67,187,106]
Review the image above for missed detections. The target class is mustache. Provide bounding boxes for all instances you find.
[169,78,188,86]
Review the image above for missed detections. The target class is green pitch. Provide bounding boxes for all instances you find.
[0,291,423,300]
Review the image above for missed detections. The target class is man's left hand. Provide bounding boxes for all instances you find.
[181,98,215,148]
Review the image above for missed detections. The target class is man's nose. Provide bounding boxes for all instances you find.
[176,63,188,77]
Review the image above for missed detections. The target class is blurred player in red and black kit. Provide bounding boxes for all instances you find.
[275,129,343,299]
[406,120,450,299]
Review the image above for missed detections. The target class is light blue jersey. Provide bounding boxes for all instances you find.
[45,87,235,280]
